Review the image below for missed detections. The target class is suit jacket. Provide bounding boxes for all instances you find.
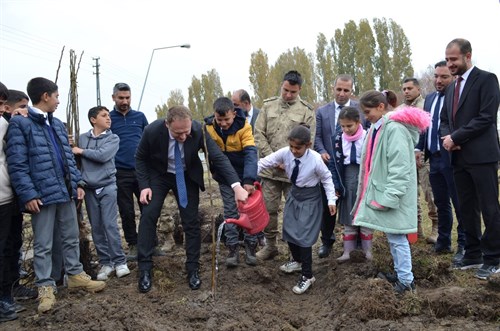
[416,92,451,164]
[135,119,240,191]
[314,99,367,157]
[440,67,500,164]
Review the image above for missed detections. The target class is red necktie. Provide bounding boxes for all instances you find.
[452,76,463,122]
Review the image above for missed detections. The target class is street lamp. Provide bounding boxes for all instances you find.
[137,43,191,111]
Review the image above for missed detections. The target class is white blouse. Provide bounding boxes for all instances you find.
[258,147,337,205]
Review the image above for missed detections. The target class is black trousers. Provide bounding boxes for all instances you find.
[116,169,142,246]
[288,242,313,278]
[0,203,22,297]
[320,184,336,246]
[137,173,200,273]
[453,155,500,265]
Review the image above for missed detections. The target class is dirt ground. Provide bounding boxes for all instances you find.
[3,188,500,331]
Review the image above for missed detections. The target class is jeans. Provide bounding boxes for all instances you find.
[386,233,414,286]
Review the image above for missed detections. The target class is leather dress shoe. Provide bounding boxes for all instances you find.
[138,270,152,293]
[188,270,201,290]
[318,245,332,259]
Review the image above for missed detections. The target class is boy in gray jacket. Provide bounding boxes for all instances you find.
[72,106,130,280]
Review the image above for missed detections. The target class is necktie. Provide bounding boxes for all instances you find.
[429,93,444,154]
[291,159,300,185]
[350,142,357,165]
[452,77,463,121]
[175,141,188,208]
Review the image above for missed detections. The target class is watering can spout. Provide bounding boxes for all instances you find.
[225,213,252,231]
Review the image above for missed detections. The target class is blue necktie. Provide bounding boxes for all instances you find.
[429,93,444,154]
[291,159,300,185]
[350,142,357,165]
[175,141,188,208]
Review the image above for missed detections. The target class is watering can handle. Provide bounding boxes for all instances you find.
[253,181,262,191]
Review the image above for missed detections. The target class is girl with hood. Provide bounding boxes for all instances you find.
[352,90,430,294]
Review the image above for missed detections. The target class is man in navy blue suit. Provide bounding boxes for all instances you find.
[417,61,465,261]
[440,38,500,280]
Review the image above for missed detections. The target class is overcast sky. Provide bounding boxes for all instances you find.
[1,0,499,132]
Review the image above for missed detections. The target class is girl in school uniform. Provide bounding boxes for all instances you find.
[329,107,371,262]
[257,124,337,294]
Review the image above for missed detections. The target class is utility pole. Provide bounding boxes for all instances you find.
[93,57,101,106]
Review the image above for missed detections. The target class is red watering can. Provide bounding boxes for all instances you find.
[225,182,269,235]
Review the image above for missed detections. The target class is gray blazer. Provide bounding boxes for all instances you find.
[314,100,365,158]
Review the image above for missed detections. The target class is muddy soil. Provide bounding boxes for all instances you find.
[3,189,500,331]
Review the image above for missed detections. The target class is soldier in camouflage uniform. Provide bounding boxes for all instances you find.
[253,70,316,260]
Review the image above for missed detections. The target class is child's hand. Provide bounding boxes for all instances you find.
[328,204,337,216]
[72,146,83,155]
[243,184,255,195]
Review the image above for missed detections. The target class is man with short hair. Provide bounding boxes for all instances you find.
[314,74,365,258]
[135,105,248,292]
[254,70,315,260]
[231,89,260,132]
[110,83,149,261]
[416,61,466,260]
[441,38,500,280]
[401,77,438,241]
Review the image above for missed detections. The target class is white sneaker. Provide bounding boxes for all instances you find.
[115,264,131,278]
[279,261,302,274]
[97,265,114,280]
[292,275,316,294]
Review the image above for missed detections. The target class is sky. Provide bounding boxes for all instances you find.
[1,0,499,133]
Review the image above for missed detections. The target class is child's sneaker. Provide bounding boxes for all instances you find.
[37,286,55,314]
[97,265,115,281]
[0,299,17,322]
[452,257,483,270]
[292,275,315,294]
[67,272,106,292]
[12,284,38,300]
[115,264,131,278]
[279,261,302,274]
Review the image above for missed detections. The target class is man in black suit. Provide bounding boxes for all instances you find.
[440,38,500,280]
[135,106,249,292]
[417,61,465,260]
[231,89,260,132]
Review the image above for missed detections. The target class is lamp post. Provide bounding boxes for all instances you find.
[137,44,191,111]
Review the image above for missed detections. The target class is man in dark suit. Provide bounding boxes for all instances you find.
[231,89,260,132]
[440,38,500,280]
[416,61,465,260]
[314,74,367,258]
[135,106,249,292]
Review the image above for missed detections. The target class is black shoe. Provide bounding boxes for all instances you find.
[188,270,201,290]
[318,245,332,259]
[452,257,483,270]
[393,280,416,294]
[377,271,398,284]
[433,245,453,254]
[452,246,465,263]
[138,270,152,293]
